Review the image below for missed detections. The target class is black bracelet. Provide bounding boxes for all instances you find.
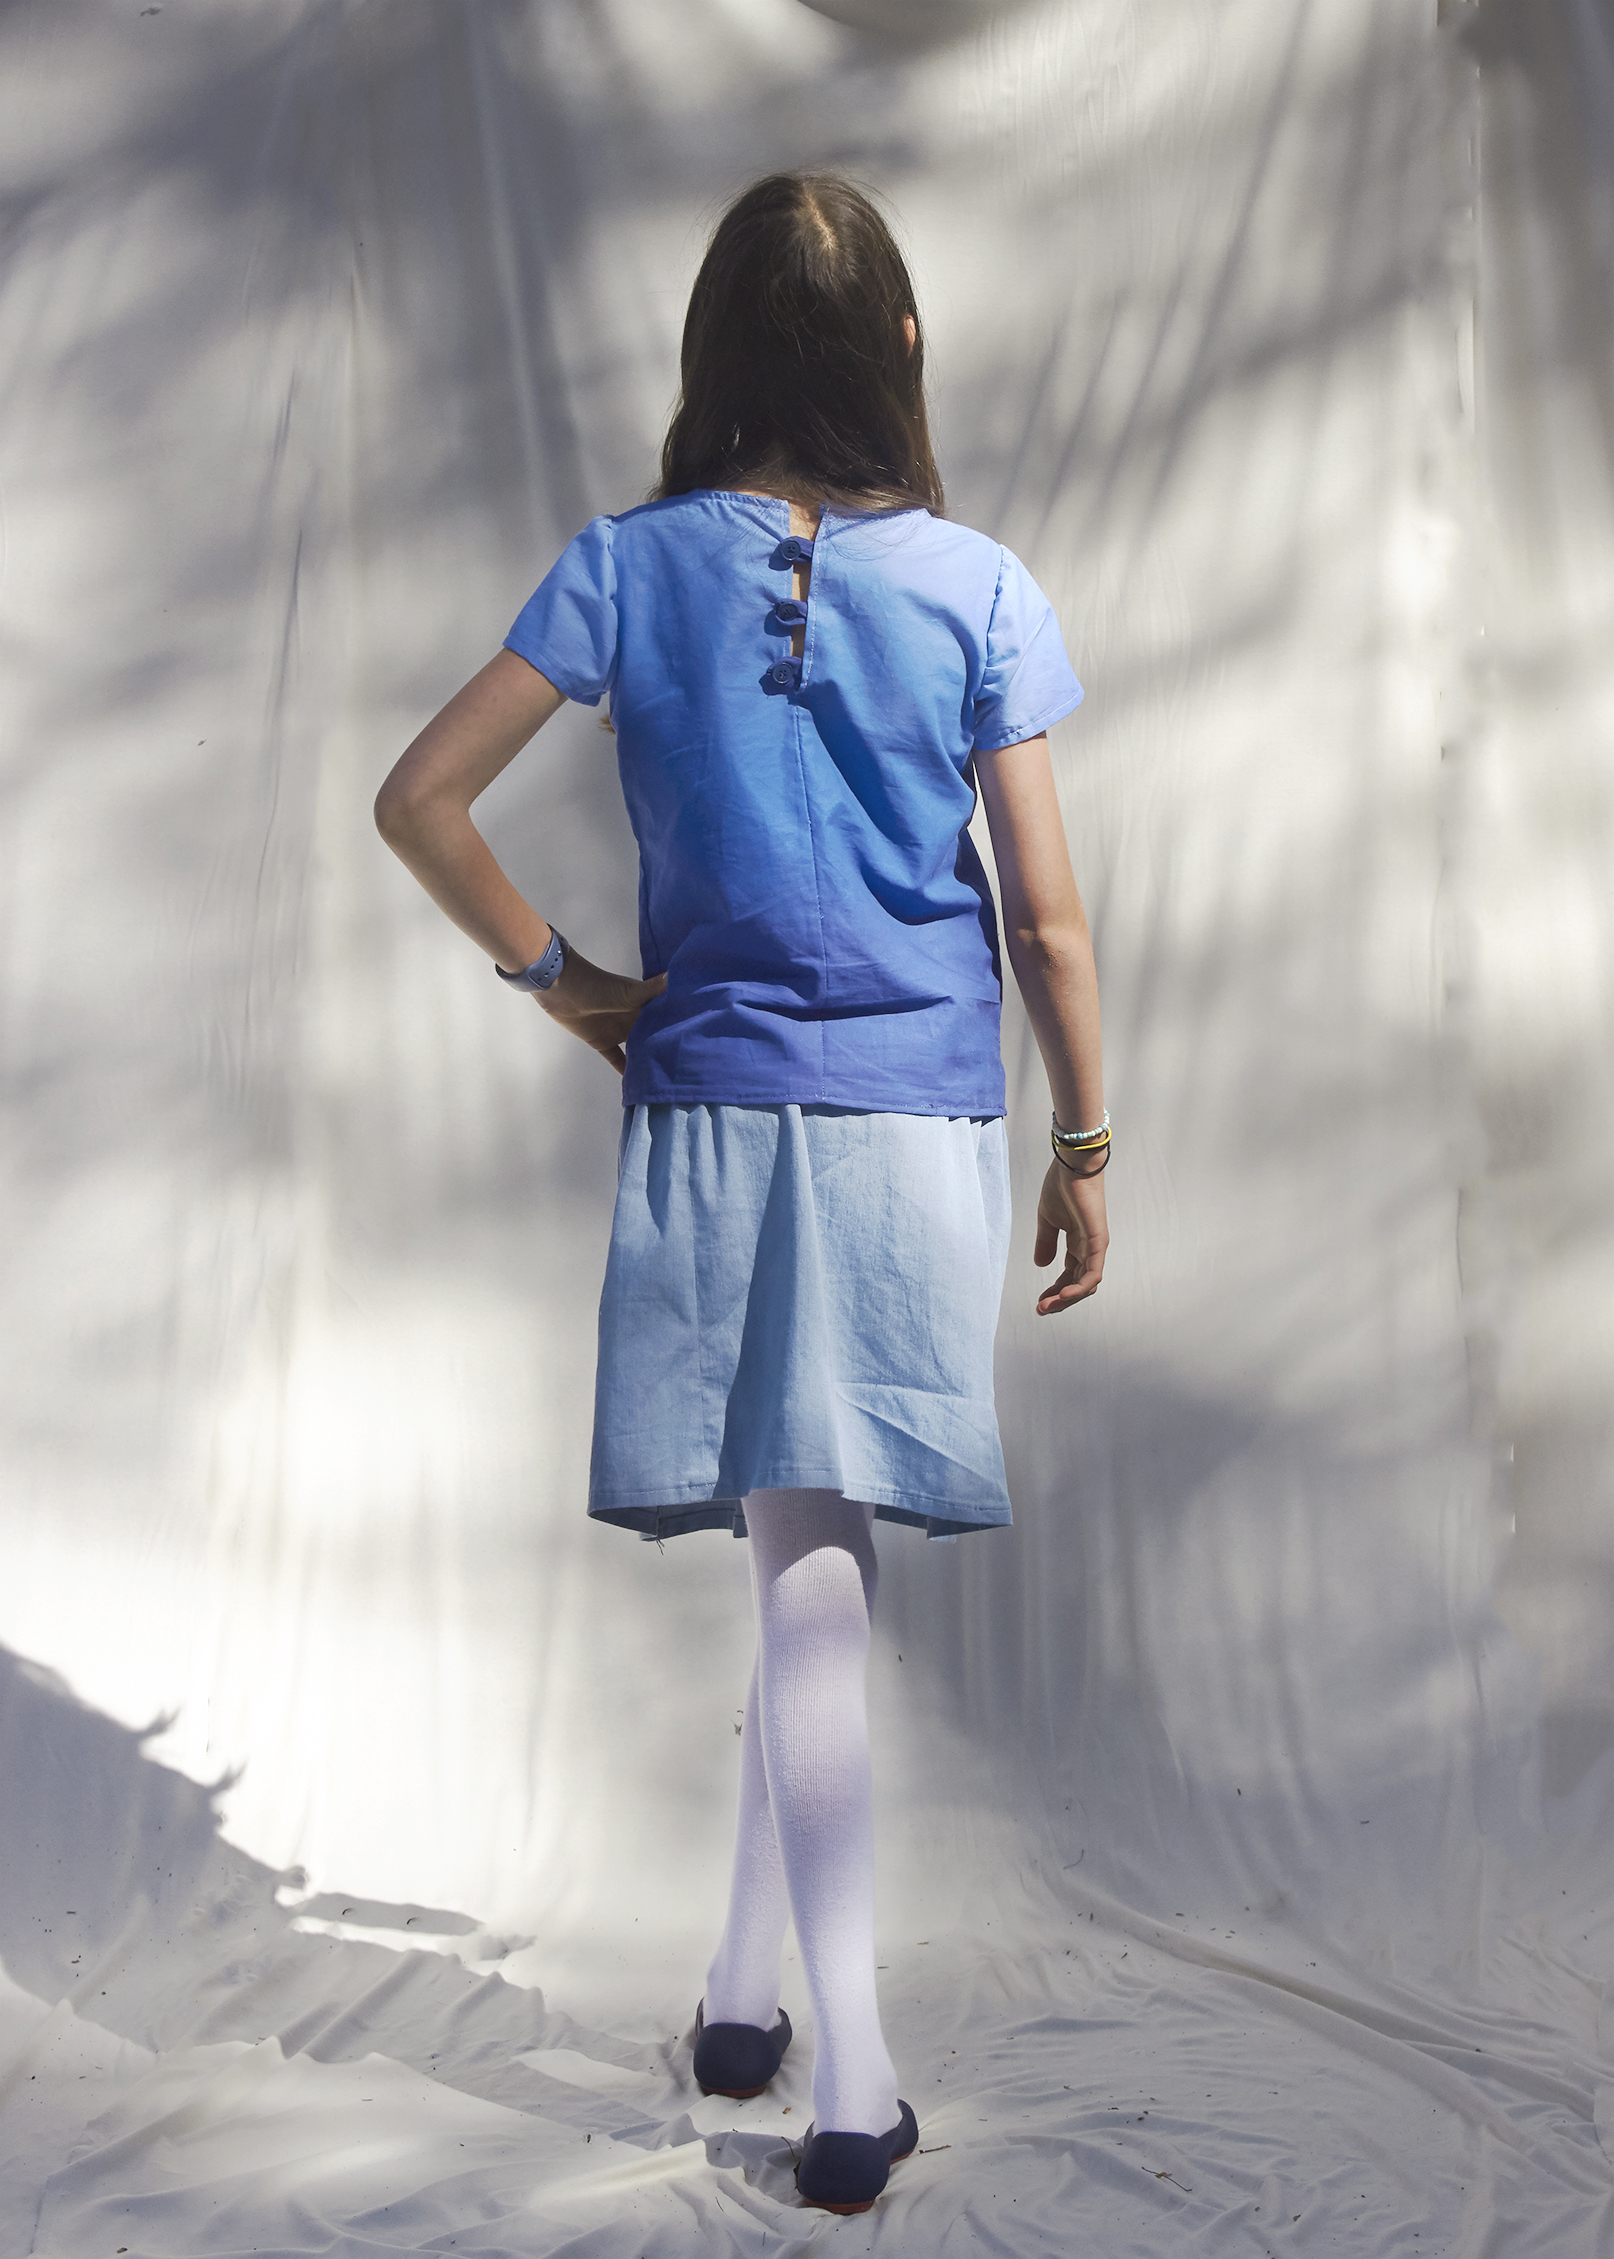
[1054,1141,1110,1176]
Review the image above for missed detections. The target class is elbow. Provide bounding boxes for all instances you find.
[1006,913,1090,976]
[373,775,421,848]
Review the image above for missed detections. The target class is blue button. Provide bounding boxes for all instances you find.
[770,664,794,685]
[771,598,808,628]
[774,535,815,565]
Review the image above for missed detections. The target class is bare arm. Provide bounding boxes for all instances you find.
[374,649,663,1074]
[974,732,1109,1313]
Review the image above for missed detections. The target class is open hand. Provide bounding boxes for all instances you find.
[536,950,667,1074]
[1033,1157,1108,1314]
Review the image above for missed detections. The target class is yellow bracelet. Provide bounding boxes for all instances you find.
[1052,1123,1109,1157]
[1053,1136,1111,1176]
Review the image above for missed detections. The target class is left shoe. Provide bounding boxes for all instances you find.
[795,2099,919,2214]
[692,1999,793,2099]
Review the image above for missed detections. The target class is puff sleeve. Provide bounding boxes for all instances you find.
[503,515,619,708]
[970,545,1083,753]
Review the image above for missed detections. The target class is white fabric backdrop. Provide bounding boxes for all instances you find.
[3,0,1613,2250]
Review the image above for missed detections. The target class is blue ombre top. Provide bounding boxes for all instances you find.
[504,491,1082,1115]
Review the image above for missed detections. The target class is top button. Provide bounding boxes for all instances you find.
[778,535,814,563]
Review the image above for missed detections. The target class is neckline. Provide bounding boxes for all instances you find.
[697,489,821,534]
[691,489,924,535]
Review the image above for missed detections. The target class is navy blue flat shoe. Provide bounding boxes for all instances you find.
[795,2099,919,2214]
[692,1999,793,2099]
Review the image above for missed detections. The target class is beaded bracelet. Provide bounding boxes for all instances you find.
[1051,1106,1109,1148]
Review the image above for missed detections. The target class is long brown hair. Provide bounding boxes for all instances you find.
[653,172,945,518]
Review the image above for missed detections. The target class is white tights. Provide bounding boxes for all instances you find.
[702,1488,901,2136]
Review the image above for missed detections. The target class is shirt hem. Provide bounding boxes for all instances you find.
[618,1085,1008,1117]
[502,634,603,707]
[972,685,1084,753]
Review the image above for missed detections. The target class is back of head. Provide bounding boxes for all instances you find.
[655,172,945,518]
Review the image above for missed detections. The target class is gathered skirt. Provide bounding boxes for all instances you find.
[588,1103,1013,1542]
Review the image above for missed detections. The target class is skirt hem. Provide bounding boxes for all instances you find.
[588,1484,1011,1544]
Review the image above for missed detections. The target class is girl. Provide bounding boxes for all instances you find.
[375,171,1108,2216]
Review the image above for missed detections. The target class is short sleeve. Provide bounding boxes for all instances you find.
[970,546,1083,752]
[503,515,618,708]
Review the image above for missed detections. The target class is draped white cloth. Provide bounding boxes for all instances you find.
[3,0,1614,2250]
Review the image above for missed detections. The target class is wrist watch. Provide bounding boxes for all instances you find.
[495,928,567,993]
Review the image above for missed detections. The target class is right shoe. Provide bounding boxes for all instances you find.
[795,2098,919,2214]
[691,1998,793,2099]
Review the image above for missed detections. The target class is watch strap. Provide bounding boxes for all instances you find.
[496,928,567,992]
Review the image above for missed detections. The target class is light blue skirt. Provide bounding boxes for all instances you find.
[589,1104,1013,1542]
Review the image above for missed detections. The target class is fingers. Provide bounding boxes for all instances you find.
[536,1000,629,1073]
[1038,1250,1103,1311]
[1033,1212,1059,1268]
[1035,1258,1100,1314]
[1033,1226,1105,1314]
